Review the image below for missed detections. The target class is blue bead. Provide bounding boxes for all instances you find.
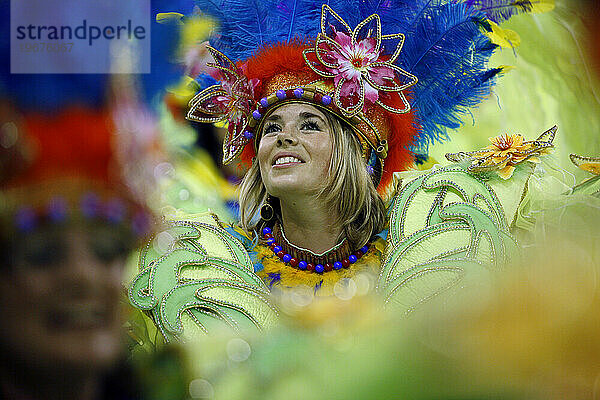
[315,264,324,273]
[366,165,374,175]
[262,226,272,235]
[360,246,369,253]
[252,110,262,120]
[80,192,100,218]
[294,88,304,98]
[15,207,36,232]
[266,238,276,244]
[276,90,286,100]
[104,199,126,224]
[132,211,150,236]
[243,130,254,140]
[333,261,343,270]
[273,246,282,254]
[298,261,307,270]
[321,95,332,105]
[47,197,68,222]
[282,254,292,263]
[260,97,269,107]
[349,255,358,264]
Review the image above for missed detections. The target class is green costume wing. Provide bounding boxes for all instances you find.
[128,214,278,341]
[379,162,532,313]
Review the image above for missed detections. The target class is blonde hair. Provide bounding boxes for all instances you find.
[238,110,386,249]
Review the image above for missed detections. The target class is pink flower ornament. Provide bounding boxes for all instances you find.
[303,5,418,118]
[187,46,259,164]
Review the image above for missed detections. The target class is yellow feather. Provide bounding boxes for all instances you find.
[529,0,555,14]
[180,17,215,48]
[256,238,385,297]
[156,12,185,26]
[166,76,199,102]
[481,20,521,49]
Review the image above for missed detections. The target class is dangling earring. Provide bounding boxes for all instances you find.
[260,195,275,222]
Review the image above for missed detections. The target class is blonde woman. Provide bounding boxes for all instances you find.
[236,102,388,290]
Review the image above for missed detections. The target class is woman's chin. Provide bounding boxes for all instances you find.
[267,179,317,198]
[266,170,323,197]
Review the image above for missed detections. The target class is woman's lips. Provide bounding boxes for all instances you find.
[272,153,305,167]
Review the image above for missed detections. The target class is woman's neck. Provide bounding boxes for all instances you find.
[278,194,341,254]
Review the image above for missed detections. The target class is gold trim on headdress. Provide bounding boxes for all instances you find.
[303,5,417,118]
[187,47,257,164]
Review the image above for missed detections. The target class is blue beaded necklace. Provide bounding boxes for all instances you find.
[261,226,369,274]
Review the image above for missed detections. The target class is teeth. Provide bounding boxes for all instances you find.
[275,156,302,165]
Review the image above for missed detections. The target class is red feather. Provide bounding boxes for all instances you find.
[243,40,313,92]
[14,106,116,187]
[376,92,419,193]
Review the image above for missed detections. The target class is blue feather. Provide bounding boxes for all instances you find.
[286,0,298,41]
[194,0,280,60]
[0,0,190,112]
[386,1,500,151]
[275,0,322,41]
[267,273,281,288]
[358,0,392,20]
[464,0,537,23]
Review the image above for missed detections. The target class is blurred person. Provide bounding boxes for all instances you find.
[0,100,153,400]
[0,0,194,397]
[0,216,138,400]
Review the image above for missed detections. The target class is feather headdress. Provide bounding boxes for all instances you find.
[185,0,522,192]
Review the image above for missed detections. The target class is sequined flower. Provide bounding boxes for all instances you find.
[446,126,556,180]
[570,154,600,176]
[187,47,259,164]
[570,153,600,195]
[303,5,417,118]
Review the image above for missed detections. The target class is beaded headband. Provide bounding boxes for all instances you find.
[6,192,152,238]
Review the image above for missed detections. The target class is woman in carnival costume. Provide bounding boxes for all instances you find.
[0,97,159,400]
[128,0,558,340]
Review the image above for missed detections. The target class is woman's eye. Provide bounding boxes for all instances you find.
[19,236,66,268]
[300,120,321,131]
[263,123,281,135]
[90,238,129,264]
[89,225,133,264]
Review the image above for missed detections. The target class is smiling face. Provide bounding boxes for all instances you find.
[257,103,334,198]
[0,222,129,373]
